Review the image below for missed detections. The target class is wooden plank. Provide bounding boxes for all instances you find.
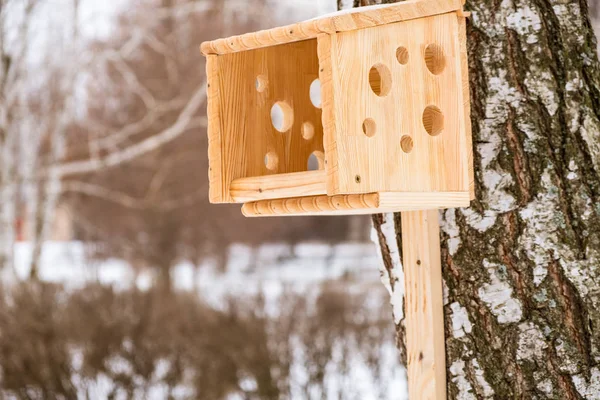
[206,54,224,203]
[457,15,475,200]
[213,39,324,203]
[328,13,468,196]
[200,18,336,56]
[401,210,446,400]
[317,33,340,195]
[230,170,327,202]
[200,0,464,55]
[241,191,470,217]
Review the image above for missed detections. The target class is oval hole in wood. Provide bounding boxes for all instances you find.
[271,101,294,132]
[310,79,321,108]
[400,135,414,153]
[307,151,324,171]
[264,152,279,171]
[422,105,444,136]
[255,75,268,92]
[362,118,377,137]
[396,46,409,65]
[368,63,392,97]
[302,122,315,140]
[424,43,446,75]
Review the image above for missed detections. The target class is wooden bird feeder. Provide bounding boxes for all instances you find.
[202,1,473,398]
[201,0,473,218]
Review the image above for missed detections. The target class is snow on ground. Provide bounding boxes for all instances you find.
[7,241,381,295]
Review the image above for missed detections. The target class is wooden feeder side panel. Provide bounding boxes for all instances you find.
[458,15,475,200]
[209,39,324,203]
[316,33,340,195]
[206,54,225,203]
[325,12,469,196]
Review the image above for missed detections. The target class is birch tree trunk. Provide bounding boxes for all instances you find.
[351,0,600,398]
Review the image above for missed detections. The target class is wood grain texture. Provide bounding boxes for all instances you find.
[230,170,326,202]
[317,33,340,194]
[377,191,469,209]
[457,15,475,200]
[213,39,324,203]
[401,210,446,400]
[241,191,469,217]
[206,54,224,203]
[200,0,463,55]
[328,13,469,195]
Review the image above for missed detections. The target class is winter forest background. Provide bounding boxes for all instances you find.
[0,0,598,399]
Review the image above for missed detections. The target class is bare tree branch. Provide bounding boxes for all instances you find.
[63,181,145,209]
[52,82,207,177]
[91,98,188,151]
[64,180,207,211]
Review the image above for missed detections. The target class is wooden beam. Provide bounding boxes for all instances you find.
[242,193,380,217]
[241,191,469,217]
[401,210,446,400]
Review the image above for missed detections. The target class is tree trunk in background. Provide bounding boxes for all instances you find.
[350,0,600,397]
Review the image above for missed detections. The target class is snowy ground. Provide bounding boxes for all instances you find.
[8,241,380,293]
[6,241,387,317]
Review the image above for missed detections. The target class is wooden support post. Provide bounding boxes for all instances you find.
[401,210,446,400]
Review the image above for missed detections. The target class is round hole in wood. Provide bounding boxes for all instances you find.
[271,101,294,132]
[396,46,409,65]
[301,121,315,140]
[368,63,392,97]
[264,152,279,171]
[255,75,268,92]
[422,105,444,136]
[362,118,377,137]
[307,151,324,171]
[424,43,446,75]
[310,79,321,108]
[400,135,414,153]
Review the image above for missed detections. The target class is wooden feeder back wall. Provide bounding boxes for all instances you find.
[202,0,474,217]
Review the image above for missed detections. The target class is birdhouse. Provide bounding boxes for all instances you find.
[201,0,474,217]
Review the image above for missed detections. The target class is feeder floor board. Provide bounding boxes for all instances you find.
[230,170,327,202]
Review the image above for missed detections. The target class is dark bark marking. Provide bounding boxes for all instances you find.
[505,110,533,205]
[546,344,585,400]
[498,212,533,316]
[547,257,593,375]
[371,214,396,292]
[505,27,526,96]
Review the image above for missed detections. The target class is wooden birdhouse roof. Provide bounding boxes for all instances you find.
[200,0,466,56]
